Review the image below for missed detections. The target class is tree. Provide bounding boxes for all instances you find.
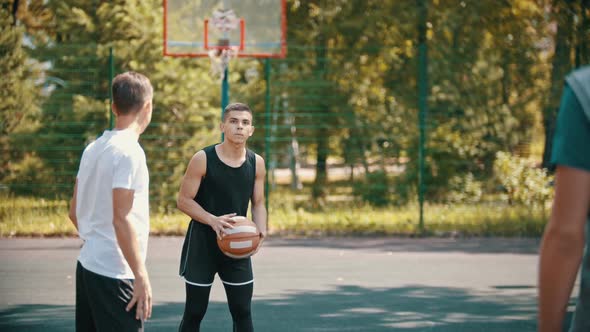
[412,0,548,200]
[10,0,223,206]
[3,0,572,210]
[0,2,42,192]
[285,0,405,204]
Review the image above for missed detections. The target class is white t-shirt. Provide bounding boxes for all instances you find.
[76,128,150,279]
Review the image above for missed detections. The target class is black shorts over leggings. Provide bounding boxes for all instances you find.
[179,221,253,286]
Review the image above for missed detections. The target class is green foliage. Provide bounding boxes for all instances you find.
[282,0,551,205]
[0,0,567,221]
[3,153,53,196]
[0,5,42,184]
[416,0,549,201]
[447,173,484,204]
[9,0,224,206]
[494,151,554,209]
[353,171,390,207]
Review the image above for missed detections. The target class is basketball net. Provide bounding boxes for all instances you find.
[207,9,240,80]
[208,46,239,80]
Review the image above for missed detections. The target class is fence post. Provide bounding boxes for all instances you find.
[108,47,114,130]
[264,58,271,230]
[417,0,429,234]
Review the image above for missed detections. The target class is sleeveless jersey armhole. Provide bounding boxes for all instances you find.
[252,150,257,177]
[202,149,208,178]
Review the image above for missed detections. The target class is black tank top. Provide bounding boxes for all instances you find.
[193,144,256,218]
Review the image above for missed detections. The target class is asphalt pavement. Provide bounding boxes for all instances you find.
[0,236,575,331]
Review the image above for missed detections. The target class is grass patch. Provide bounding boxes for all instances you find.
[0,194,547,238]
[270,203,546,237]
[0,196,76,237]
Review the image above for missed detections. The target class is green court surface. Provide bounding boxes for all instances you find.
[0,237,575,331]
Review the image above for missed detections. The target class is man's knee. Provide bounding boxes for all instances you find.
[183,283,211,323]
[228,300,251,320]
[186,303,208,321]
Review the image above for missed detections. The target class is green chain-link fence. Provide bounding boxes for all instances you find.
[2,39,553,235]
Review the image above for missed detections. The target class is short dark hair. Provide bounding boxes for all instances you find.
[112,72,153,115]
[222,102,252,121]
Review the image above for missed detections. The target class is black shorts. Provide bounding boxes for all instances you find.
[76,261,142,332]
[179,221,253,286]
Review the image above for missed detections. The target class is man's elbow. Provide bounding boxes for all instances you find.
[543,224,585,255]
[177,196,186,212]
[112,214,128,230]
[252,200,265,211]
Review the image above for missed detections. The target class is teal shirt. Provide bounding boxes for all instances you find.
[551,83,590,332]
[550,84,590,171]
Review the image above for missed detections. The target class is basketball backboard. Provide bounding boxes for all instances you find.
[164,0,287,58]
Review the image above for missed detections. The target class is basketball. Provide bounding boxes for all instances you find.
[217,216,261,259]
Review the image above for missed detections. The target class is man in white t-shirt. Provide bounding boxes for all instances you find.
[68,71,154,331]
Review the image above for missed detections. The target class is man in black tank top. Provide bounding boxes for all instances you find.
[176,103,267,332]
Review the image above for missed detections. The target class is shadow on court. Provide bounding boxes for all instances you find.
[0,284,562,332]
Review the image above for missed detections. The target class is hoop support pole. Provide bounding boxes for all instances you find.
[204,19,209,49]
[221,66,229,141]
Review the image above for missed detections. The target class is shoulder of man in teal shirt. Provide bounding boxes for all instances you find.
[550,77,590,172]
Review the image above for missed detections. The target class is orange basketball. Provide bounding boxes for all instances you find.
[217,216,261,259]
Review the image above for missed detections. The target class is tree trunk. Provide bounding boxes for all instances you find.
[313,127,328,201]
[542,0,575,169]
[312,32,329,203]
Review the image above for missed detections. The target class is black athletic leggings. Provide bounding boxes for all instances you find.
[178,282,254,332]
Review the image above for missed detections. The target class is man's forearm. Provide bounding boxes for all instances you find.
[251,204,267,235]
[69,194,78,230]
[538,229,584,332]
[113,217,148,279]
[69,212,78,230]
[177,196,215,225]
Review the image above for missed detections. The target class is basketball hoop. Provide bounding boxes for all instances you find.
[163,0,287,58]
[205,8,242,80]
[208,45,239,80]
